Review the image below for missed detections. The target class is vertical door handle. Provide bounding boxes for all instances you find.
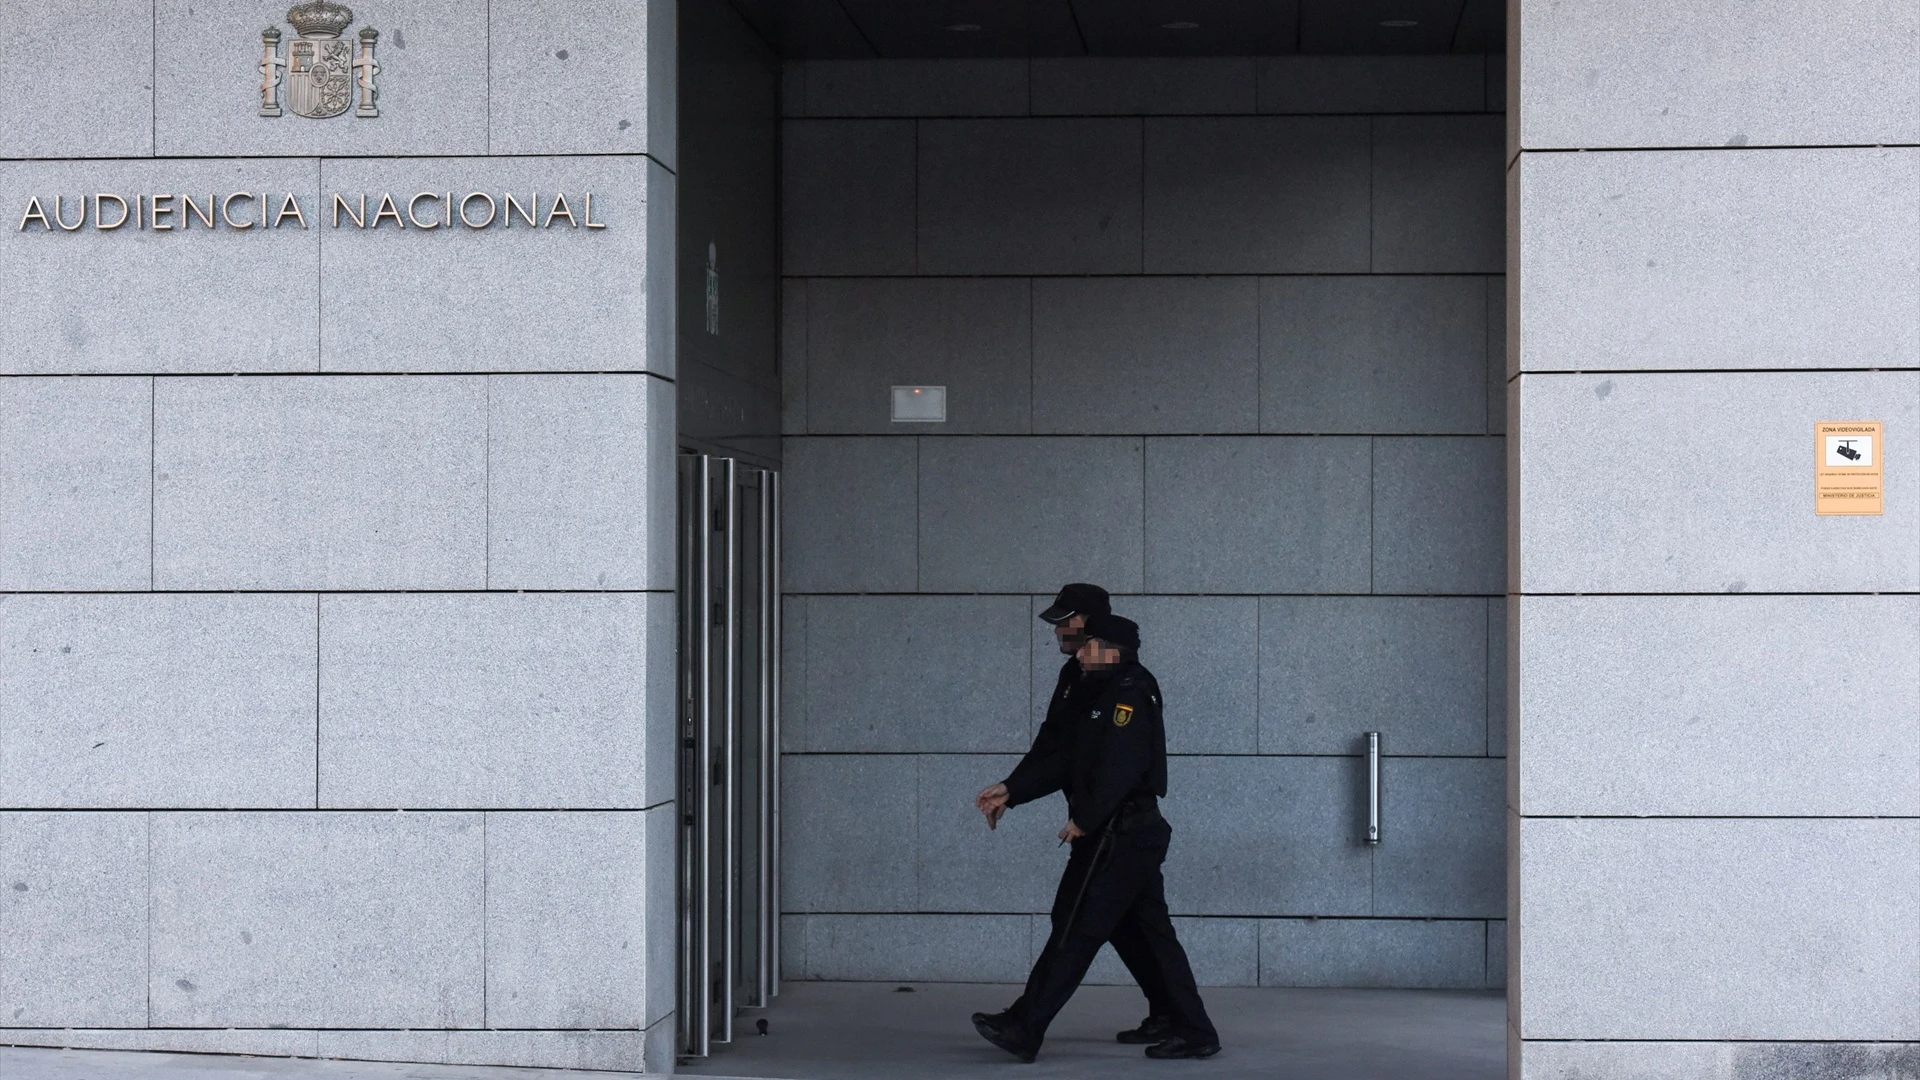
[691,455,714,1058]
[1365,732,1381,845]
[719,458,738,1045]
[768,471,782,999]
[757,471,775,1007]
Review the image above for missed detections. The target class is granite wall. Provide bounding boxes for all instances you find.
[1510,2,1920,1076]
[777,55,1510,990]
[0,0,679,1070]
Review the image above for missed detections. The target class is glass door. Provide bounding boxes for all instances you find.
[678,453,780,1061]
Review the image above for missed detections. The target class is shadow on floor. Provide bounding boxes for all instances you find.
[680,981,1506,1080]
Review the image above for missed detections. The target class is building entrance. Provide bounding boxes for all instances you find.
[674,2,1510,1075]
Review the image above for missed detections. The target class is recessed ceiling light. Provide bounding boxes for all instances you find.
[944,22,982,32]
[1379,19,1419,27]
[1161,20,1200,29]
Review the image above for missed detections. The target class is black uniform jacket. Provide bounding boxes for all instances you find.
[1002,657,1083,803]
[1001,660,1168,837]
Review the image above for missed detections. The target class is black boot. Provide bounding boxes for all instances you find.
[1116,1014,1174,1044]
[972,1012,1040,1063]
[1146,1035,1221,1059]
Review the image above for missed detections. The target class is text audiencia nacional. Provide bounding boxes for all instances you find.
[17,191,609,233]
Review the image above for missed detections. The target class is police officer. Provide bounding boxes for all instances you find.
[972,613,1221,1062]
[974,584,1176,1044]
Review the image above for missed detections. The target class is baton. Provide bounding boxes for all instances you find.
[1056,826,1116,946]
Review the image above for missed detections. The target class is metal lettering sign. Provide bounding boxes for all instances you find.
[260,2,380,119]
[1815,420,1884,516]
[17,191,609,232]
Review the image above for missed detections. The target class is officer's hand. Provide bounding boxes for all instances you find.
[977,783,1009,829]
[1057,820,1085,842]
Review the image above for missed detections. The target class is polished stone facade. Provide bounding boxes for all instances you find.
[1511,0,1920,1071]
[0,0,680,1070]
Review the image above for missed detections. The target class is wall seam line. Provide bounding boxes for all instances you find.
[1483,919,1493,989]
[145,811,153,1027]
[1483,276,1493,433]
[483,376,492,588]
[481,811,488,1026]
[1026,278,1034,435]
[148,377,156,589]
[912,119,921,274]
[1486,598,1496,757]
[1253,598,1262,754]
[804,281,812,435]
[913,757,925,909]
[1254,911,1262,988]
[484,0,492,155]
[913,436,921,591]
[314,158,324,369]
[0,803,729,814]
[149,0,156,156]
[1445,0,1471,53]
[1366,116,1375,272]
[1253,276,1264,432]
[1138,436,1148,592]
[308,596,318,806]
[831,0,880,57]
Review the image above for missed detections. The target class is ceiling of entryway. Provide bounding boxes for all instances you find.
[727,0,1504,58]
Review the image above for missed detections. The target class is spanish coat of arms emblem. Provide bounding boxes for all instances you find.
[259,1,379,119]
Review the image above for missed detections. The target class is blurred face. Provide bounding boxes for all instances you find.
[1076,637,1123,672]
[1054,613,1087,656]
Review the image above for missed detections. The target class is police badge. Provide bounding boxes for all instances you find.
[259,2,380,119]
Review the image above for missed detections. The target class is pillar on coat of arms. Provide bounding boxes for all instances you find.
[354,27,380,117]
[259,26,285,116]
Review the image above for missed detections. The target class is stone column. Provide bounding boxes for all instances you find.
[1509,1,1920,1076]
[0,0,681,1072]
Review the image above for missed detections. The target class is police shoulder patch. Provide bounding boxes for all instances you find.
[1113,704,1134,728]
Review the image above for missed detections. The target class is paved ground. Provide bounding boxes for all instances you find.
[0,1049,648,1079]
[683,982,1506,1080]
[0,983,1506,1080]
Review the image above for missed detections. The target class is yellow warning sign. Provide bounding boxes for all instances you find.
[1815,421,1883,516]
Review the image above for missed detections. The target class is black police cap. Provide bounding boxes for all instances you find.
[1039,582,1111,625]
[1083,613,1140,651]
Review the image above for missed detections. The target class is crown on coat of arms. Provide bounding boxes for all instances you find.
[286,1,354,38]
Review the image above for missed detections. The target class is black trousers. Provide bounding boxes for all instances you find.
[1109,909,1175,1018]
[1008,814,1216,1045]
[1006,895,1173,1019]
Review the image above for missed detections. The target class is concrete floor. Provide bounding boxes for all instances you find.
[0,984,1507,1080]
[683,982,1507,1080]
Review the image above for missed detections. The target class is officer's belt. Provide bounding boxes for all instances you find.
[1113,792,1160,827]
